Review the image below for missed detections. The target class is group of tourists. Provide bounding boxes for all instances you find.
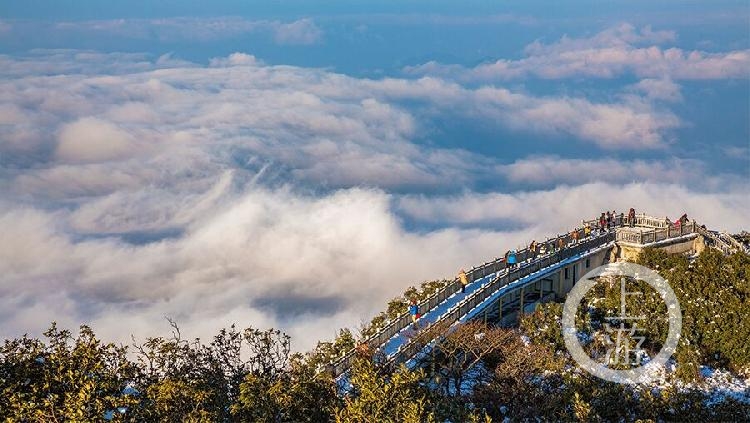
[593,208,640,230]
[597,209,623,231]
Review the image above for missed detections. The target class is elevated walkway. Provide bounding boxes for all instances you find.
[330,213,744,378]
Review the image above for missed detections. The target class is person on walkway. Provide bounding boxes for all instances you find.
[628,208,636,227]
[571,228,580,243]
[409,299,420,329]
[599,213,607,231]
[584,224,592,238]
[675,213,688,230]
[529,240,537,259]
[606,211,612,229]
[618,211,625,227]
[557,237,565,251]
[507,250,517,269]
[459,269,469,293]
[611,210,617,228]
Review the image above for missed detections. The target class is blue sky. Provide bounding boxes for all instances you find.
[0,1,748,349]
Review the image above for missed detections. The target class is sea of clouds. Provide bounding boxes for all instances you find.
[0,22,747,350]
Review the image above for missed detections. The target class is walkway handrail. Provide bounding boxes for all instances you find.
[616,221,699,244]
[333,224,600,376]
[332,226,613,376]
[384,232,616,370]
[582,212,663,229]
[720,231,747,253]
[332,224,593,375]
[696,225,738,255]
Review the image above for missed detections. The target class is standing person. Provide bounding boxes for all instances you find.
[459,269,469,293]
[611,210,617,228]
[675,213,688,229]
[599,213,607,231]
[507,250,517,269]
[529,240,538,259]
[628,208,636,227]
[584,224,592,238]
[619,211,625,227]
[571,228,580,243]
[557,237,565,251]
[606,211,612,229]
[409,299,420,329]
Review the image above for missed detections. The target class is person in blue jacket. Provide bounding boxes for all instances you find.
[507,250,517,269]
[409,298,420,329]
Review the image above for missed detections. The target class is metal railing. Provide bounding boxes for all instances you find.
[696,226,740,255]
[719,231,748,254]
[616,221,698,244]
[583,212,668,230]
[332,224,615,376]
[383,232,615,370]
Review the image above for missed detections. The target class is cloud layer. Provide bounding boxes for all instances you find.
[406,24,750,81]
[0,36,746,350]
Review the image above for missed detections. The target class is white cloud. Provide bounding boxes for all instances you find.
[0,49,677,207]
[405,23,750,81]
[628,78,683,102]
[397,182,750,236]
[471,87,679,149]
[209,52,262,67]
[56,117,141,163]
[499,156,701,186]
[0,187,502,350]
[271,18,323,45]
[0,50,193,77]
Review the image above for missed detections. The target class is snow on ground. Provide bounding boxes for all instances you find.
[632,359,750,405]
[696,366,750,405]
